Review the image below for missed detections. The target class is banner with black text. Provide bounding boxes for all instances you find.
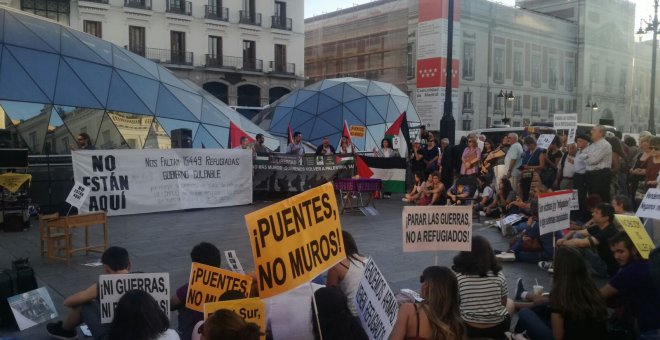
[98,273,170,324]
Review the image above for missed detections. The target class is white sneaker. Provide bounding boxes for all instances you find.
[479,211,486,216]
[538,261,554,273]
[495,252,516,262]
[401,198,408,202]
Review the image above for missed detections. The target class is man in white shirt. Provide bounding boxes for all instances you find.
[286,131,305,156]
[578,125,612,202]
[505,133,523,197]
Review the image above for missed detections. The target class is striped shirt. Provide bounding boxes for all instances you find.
[454,271,508,324]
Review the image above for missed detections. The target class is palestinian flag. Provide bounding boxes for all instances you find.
[357,155,407,193]
[229,121,254,148]
[384,111,410,158]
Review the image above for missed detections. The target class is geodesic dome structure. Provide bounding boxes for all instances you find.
[252,78,421,152]
[0,7,278,154]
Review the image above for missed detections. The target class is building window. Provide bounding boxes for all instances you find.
[462,120,471,131]
[243,40,257,70]
[21,0,70,24]
[83,20,102,38]
[407,43,415,79]
[565,60,574,91]
[619,69,626,92]
[463,91,473,111]
[549,58,557,90]
[513,51,523,86]
[532,54,541,88]
[494,93,502,111]
[493,47,504,83]
[208,36,222,57]
[549,99,556,113]
[274,44,287,72]
[565,99,573,113]
[513,97,521,113]
[171,31,186,64]
[532,97,539,113]
[129,26,145,56]
[462,42,475,80]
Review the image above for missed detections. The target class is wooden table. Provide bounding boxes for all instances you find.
[334,178,383,215]
[45,212,108,265]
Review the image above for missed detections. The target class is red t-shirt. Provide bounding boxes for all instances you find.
[645,158,660,183]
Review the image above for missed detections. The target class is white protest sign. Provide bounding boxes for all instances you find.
[538,190,573,235]
[570,190,579,211]
[392,136,400,149]
[354,258,398,340]
[567,128,577,144]
[224,250,245,275]
[536,134,555,150]
[553,114,578,129]
[636,188,660,219]
[65,182,90,209]
[8,287,58,331]
[72,149,252,216]
[402,205,472,252]
[98,273,170,324]
[502,214,524,226]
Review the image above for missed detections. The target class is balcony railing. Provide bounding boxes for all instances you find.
[205,55,262,72]
[204,5,228,21]
[269,61,295,75]
[124,0,151,10]
[81,0,109,4]
[271,16,292,30]
[146,47,193,66]
[166,0,191,15]
[239,10,261,26]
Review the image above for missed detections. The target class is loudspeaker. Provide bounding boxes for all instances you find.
[171,128,193,148]
[0,149,28,168]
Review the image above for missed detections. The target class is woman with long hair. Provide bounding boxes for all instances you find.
[630,133,653,205]
[515,246,607,340]
[108,290,179,340]
[312,286,368,340]
[201,309,261,340]
[452,236,512,338]
[484,178,515,218]
[389,266,464,340]
[375,138,399,158]
[460,137,480,176]
[417,172,445,206]
[326,231,368,317]
[403,172,426,203]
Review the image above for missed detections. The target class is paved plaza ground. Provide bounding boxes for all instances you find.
[0,194,564,339]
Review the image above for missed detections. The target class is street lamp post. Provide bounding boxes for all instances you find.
[586,102,598,124]
[637,0,658,134]
[497,90,514,125]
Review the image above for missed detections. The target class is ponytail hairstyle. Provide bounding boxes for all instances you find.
[203,309,261,340]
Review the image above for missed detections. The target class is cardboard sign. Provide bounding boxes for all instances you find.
[538,190,573,235]
[636,188,660,220]
[354,258,398,340]
[536,134,556,150]
[224,250,245,275]
[350,125,366,138]
[98,273,170,324]
[186,263,253,313]
[204,298,266,339]
[567,128,577,144]
[402,205,472,252]
[615,214,656,259]
[570,190,579,211]
[8,287,57,331]
[553,114,578,129]
[65,182,90,209]
[245,182,345,298]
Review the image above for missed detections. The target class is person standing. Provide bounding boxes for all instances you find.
[423,138,439,176]
[287,131,305,156]
[489,136,510,193]
[315,136,336,156]
[574,134,590,220]
[461,137,481,176]
[520,136,544,202]
[253,133,270,155]
[505,133,523,198]
[579,125,613,202]
[71,132,95,150]
[409,140,425,175]
[555,143,576,190]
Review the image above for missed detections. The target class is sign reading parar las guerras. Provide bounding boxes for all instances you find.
[402,205,472,252]
[98,273,170,324]
[72,149,252,216]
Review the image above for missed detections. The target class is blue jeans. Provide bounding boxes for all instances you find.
[515,307,553,340]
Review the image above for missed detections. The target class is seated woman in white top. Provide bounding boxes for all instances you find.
[108,289,180,340]
[403,172,426,203]
[326,230,368,317]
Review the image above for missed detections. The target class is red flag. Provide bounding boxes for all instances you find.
[342,120,352,145]
[229,121,254,149]
[356,155,374,178]
[385,111,406,136]
[288,124,293,145]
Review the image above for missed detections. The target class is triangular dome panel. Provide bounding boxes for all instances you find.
[367,96,390,117]
[318,104,343,129]
[203,124,230,148]
[342,83,364,102]
[155,85,199,122]
[60,27,108,66]
[309,117,339,140]
[271,106,293,128]
[317,93,341,113]
[321,82,343,101]
[271,110,293,134]
[106,71,152,115]
[54,59,105,108]
[117,70,159,113]
[348,81,369,95]
[0,47,50,103]
[165,84,202,120]
[344,98,367,123]
[200,98,230,127]
[294,90,315,105]
[320,79,342,91]
[64,57,113,106]
[296,116,316,138]
[387,97,401,121]
[290,109,315,130]
[277,92,298,107]
[143,119,170,149]
[366,100,385,125]
[158,67,191,91]
[12,11,61,52]
[107,111,152,149]
[367,82,388,96]
[122,47,161,79]
[296,93,319,114]
[156,117,199,140]
[112,46,156,80]
[8,45,59,101]
[96,113,130,149]
[193,125,222,149]
[3,12,56,53]
[68,28,113,65]
[393,95,410,114]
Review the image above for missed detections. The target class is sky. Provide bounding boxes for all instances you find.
[305,0,655,40]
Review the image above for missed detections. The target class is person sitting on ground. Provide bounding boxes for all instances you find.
[108,290,179,340]
[484,178,516,218]
[551,203,618,277]
[47,246,131,340]
[473,175,494,215]
[452,236,514,339]
[514,246,608,340]
[171,242,222,340]
[600,232,660,338]
[389,266,465,340]
[505,183,549,216]
[311,286,368,340]
[611,195,633,215]
[201,309,261,340]
[446,181,471,205]
[417,172,444,206]
[403,172,426,203]
[326,231,368,318]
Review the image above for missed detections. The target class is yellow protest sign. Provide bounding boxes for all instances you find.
[245,182,345,298]
[615,214,656,259]
[185,262,253,312]
[0,173,31,193]
[205,298,266,340]
[350,125,366,138]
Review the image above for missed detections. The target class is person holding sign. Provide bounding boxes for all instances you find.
[325,231,367,318]
[312,286,368,340]
[389,266,465,340]
[599,232,660,337]
[46,247,130,340]
[201,309,261,340]
[108,290,179,340]
[460,137,480,176]
[520,136,544,202]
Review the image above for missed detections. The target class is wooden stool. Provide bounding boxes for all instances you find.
[39,213,61,257]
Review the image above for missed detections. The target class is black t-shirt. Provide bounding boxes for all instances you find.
[587,223,619,276]
[410,148,425,172]
[609,260,660,332]
[550,309,607,339]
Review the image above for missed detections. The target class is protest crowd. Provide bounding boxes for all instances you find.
[40,126,660,340]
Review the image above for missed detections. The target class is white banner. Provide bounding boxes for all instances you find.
[402,205,472,252]
[72,149,252,216]
[65,182,90,210]
[554,114,578,144]
[636,188,660,219]
[98,273,170,324]
[536,134,555,150]
[538,190,573,235]
[354,258,398,340]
